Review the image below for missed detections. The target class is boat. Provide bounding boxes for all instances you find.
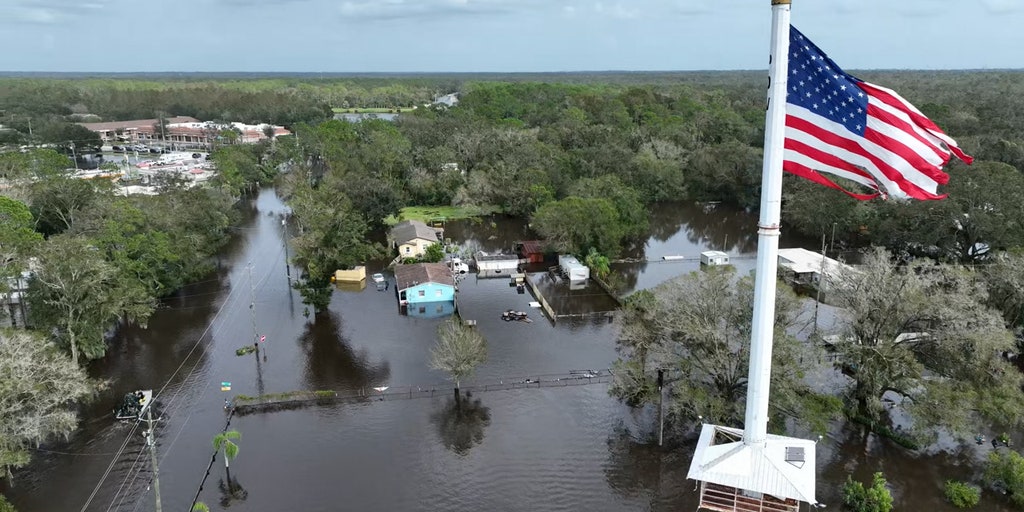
[114,389,153,420]
[371,273,385,283]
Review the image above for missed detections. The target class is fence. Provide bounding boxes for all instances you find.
[523,273,557,323]
[229,369,614,416]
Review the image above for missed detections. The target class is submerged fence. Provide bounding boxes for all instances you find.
[230,369,614,416]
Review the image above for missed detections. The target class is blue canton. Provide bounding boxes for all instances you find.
[787,27,869,137]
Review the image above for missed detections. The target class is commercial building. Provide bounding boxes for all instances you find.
[78,118,290,147]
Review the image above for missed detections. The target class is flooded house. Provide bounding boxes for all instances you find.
[474,251,523,278]
[777,248,858,302]
[515,240,548,264]
[389,220,441,258]
[394,262,456,317]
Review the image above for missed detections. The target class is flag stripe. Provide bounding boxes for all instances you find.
[783,159,881,200]
[859,82,973,164]
[784,138,876,185]
[863,108,950,185]
[786,108,945,199]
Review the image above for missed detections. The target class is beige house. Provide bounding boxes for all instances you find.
[390,220,439,258]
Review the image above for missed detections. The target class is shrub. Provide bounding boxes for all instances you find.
[985,450,1024,507]
[842,472,893,512]
[0,494,16,512]
[944,480,980,508]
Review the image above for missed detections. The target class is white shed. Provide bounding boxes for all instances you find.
[700,250,730,266]
[558,255,590,282]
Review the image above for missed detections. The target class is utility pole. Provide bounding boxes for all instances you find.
[281,218,291,284]
[144,405,162,512]
[657,368,665,447]
[248,263,258,349]
[813,232,826,336]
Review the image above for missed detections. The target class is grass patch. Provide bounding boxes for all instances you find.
[331,107,417,114]
[384,205,501,226]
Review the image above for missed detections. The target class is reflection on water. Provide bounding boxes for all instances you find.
[430,391,492,456]
[298,310,391,392]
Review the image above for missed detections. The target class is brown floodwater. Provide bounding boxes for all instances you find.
[1,191,1015,511]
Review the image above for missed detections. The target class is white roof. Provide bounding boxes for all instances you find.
[778,247,855,277]
[702,250,728,258]
[687,424,818,505]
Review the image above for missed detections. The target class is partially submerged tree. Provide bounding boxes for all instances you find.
[0,329,92,479]
[27,235,155,364]
[430,318,488,390]
[610,267,839,433]
[213,429,242,481]
[827,248,1023,439]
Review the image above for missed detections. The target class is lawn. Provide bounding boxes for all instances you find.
[384,205,501,226]
[331,107,418,114]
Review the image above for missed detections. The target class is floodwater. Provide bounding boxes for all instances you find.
[2,190,1014,511]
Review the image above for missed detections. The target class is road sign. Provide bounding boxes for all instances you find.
[221,382,231,391]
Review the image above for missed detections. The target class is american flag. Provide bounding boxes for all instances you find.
[783,27,973,200]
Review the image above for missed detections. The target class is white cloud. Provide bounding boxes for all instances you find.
[0,0,111,24]
[983,0,1024,13]
[337,0,543,21]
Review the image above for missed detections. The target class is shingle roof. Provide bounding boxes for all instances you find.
[390,220,438,245]
[394,263,454,290]
[687,424,818,505]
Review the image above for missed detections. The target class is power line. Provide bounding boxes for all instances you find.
[95,255,283,512]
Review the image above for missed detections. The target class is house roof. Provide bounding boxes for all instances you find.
[79,116,200,132]
[394,263,454,290]
[778,247,859,278]
[517,240,545,255]
[390,220,438,245]
[687,424,818,505]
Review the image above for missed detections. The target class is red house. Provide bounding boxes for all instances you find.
[516,240,546,264]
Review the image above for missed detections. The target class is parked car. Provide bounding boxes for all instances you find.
[111,145,124,152]
[192,153,201,159]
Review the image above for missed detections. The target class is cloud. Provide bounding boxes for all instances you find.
[593,2,639,19]
[0,0,110,24]
[337,0,540,21]
[983,0,1024,13]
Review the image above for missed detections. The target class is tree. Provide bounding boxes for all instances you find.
[827,248,1023,440]
[0,197,42,284]
[27,235,155,364]
[421,242,445,263]
[985,449,1024,507]
[430,318,487,390]
[944,480,981,509]
[842,472,894,512]
[610,267,839,432]
[191,503,209,512]
[531,196,626,258]
[28,174,104,236]
[213,429,241,480]
[289,173,384,312]
[981,250,1024,328]
[0,330,92,480]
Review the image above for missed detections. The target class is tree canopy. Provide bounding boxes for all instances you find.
[0,329,91,479]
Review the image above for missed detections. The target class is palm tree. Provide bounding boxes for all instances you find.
[212,429,242,482]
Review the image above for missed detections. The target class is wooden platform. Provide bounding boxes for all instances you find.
[698,482,799,512]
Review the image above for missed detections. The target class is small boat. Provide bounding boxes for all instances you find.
[371,273,385,283]
[114,389,153,420]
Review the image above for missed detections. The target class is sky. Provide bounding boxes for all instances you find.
[0,0,1022,72]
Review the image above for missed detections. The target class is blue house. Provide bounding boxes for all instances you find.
[394,262,455,307]
[406,300,456,319]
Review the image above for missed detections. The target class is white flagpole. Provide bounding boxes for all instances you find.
[742,0,791,447]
